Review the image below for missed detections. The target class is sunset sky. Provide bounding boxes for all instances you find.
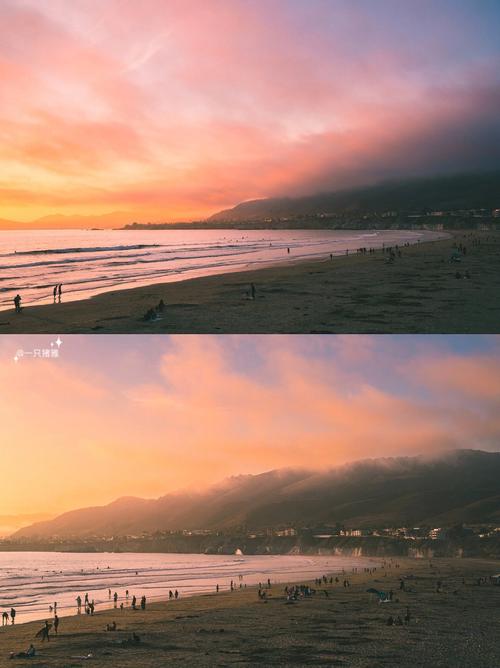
[1,0,499,224]
[0,334,499,527]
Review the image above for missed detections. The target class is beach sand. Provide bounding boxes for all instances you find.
[0,558,498,667]
[0,231,499,334]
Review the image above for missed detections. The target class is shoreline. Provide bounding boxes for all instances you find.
[0,553,359,627]
[1,557,498,667]
[0,231,499,333]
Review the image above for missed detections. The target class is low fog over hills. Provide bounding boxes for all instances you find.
[13,450,500,539]
[209,172,500,222]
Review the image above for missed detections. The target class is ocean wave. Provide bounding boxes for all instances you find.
[0,244,162,257]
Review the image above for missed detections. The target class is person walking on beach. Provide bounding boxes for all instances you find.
[175,590,179,599]
[53,285,57,302]
[114,592,118,607]
[14,294,21,313]
[250,283,256,300]
[141,595,146,610]
[2,611,8,625]
[132,595,137,610]
[10,608,16,624]
[40,620,51,642]
[53,614,59,635]
[76,595,82,612]
[58,284,62,302]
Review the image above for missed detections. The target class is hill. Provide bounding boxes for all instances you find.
[12,450,500,539]
[209,172,500,221]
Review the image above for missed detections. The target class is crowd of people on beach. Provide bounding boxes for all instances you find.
[4,558,500,664]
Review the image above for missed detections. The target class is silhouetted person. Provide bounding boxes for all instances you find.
[58,284,62,302]
[132,595,137,610]
[2,611,8,625]
[38,620,50,642]
[175,590,179,599]
[14,294,21,313]
[10,608,16,624]
[10,644,36,659]
[53,285,57,302]
[250,283,256,300]
[54,614,59,634]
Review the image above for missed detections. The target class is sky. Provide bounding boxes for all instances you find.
[0,334,499,530]
[0,0,499,224]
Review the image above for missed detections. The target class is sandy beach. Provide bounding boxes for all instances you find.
[0,557,498,667]
[0,231,499,334]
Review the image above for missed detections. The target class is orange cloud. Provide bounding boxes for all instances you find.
[0,336,499,517]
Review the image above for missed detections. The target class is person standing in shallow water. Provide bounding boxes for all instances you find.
[14,294,21,313]
[53,285,57,302]
[58,284,62,302]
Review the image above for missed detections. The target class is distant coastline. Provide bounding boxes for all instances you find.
[122,217,499,232]
[1,533,499,559]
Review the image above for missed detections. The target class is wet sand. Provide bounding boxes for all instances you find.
[0,231,499,333]
[0,558,498,667]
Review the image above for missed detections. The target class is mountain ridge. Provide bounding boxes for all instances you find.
[12,450,500,539]
[209,172,500,221]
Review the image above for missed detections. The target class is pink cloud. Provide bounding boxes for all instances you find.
[0,1,498,220]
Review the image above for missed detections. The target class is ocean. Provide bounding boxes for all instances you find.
[0,228,447,311]
[0,551,378,624]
